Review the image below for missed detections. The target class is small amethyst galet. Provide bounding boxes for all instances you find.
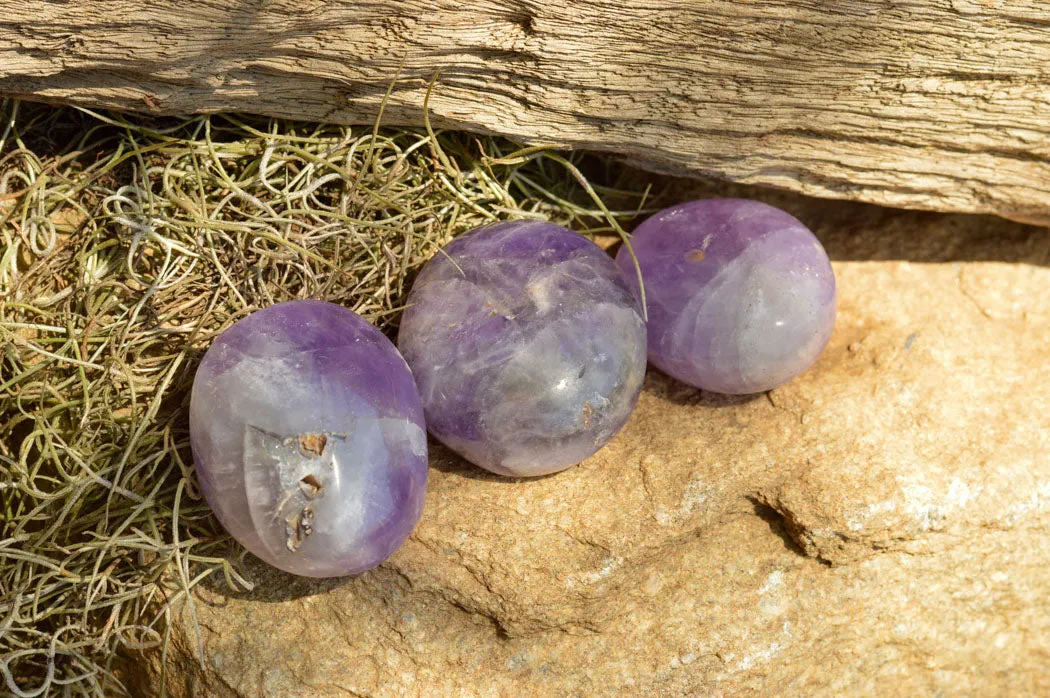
[398,221,647,477]
[616,198,836,394]
[190,300,427,578]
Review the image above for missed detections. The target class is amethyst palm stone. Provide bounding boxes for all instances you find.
[616,198,836,394]
[190,300,427,578]
[398,221,647,478]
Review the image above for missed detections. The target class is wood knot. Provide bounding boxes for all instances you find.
[511,11,536,36]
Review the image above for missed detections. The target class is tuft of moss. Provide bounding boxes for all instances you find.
[0,98,661,696]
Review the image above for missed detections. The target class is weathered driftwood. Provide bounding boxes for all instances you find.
[3,1,1050,224]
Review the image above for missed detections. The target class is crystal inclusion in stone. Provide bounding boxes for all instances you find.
[190,300,427,577]
[398,220,647,478]
[616,198,836,394]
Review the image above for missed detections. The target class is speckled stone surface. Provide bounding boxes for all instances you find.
[616,198,836,394]
[190,300,427,577]
[397,220,647,477]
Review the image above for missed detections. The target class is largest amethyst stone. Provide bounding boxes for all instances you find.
[190,300,427,578]
[398,221,647,477]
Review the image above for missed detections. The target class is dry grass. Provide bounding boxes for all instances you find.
[0,98,661,696]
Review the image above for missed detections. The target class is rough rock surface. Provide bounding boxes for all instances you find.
[130,186,1050,697]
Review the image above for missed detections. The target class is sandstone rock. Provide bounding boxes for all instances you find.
[129,188,1050,697]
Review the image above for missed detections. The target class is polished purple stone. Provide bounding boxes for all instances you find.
[615,198,836,394]
[190,300,427,578]
[397,220,647,477]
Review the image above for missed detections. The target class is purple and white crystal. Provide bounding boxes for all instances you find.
[190,300,427,577]
[398,221,647,477]
[616,198,836,394]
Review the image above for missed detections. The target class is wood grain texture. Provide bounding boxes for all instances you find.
[3,1,1050,224]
